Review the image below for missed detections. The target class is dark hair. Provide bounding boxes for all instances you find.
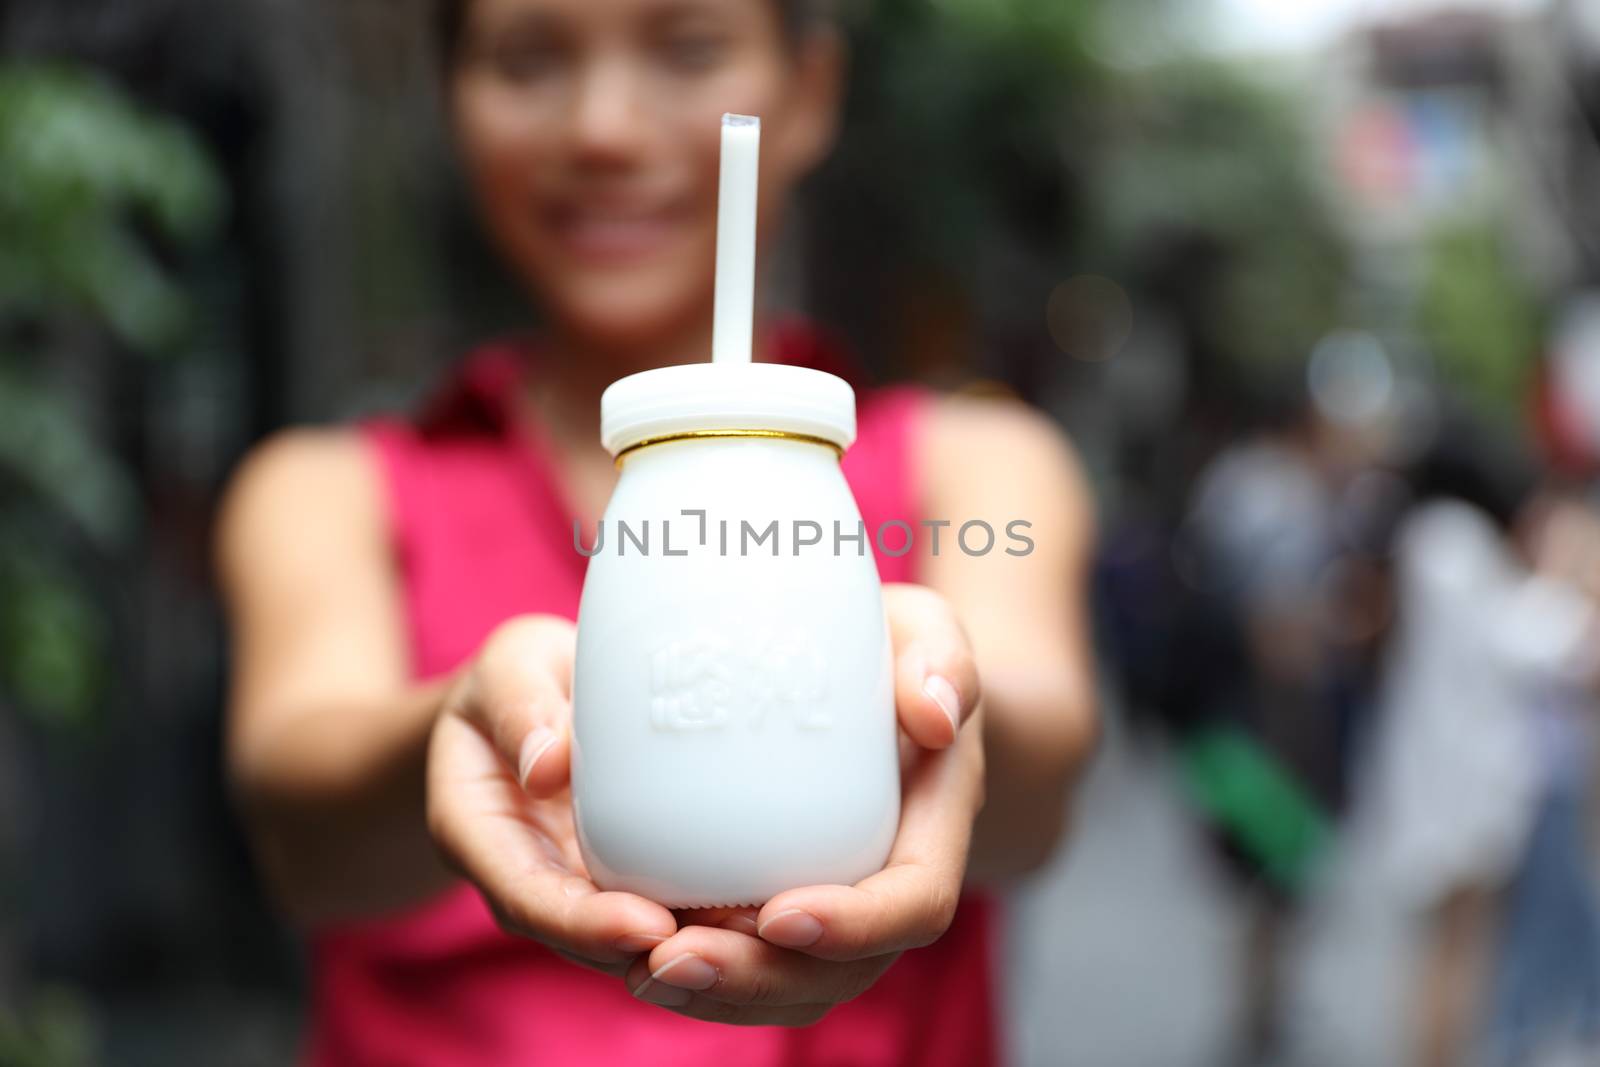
[434,0,824,65]
[1407,413,1538,532]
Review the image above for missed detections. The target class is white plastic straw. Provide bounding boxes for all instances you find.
[711,114,760,364]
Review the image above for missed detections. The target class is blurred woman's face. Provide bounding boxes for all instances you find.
[450,0,839,353]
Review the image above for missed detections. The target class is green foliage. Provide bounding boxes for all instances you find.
[0,533,106,733]
[820,1,1344,376]
[0,63,223,351]
[0,62,223,729]
[823,0,1110,273]
[0,372,139,549]
[0,987,97,1067]
[1086,59,1347,367]
[1418,222,1543,421]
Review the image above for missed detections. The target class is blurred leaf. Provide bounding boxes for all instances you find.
[0,368,138,548]
[1418,222,1543,420]
[821,0,1110,278]
[0,986,98,1067]
[818,3,1343,382]
[1088,60,1346,366]
[0,62,224,353]
[0,62,223,734]
[0,530,106,730]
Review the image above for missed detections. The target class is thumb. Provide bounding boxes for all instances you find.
[452,615,577,796]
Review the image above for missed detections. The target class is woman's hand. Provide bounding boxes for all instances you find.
[621,583,985,1025]
[426,583,984,1023]
[425,616,681,976]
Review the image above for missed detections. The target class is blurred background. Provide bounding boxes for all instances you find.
[3,0,1600,1064]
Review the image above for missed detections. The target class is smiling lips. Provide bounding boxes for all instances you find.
[546,203,687,265]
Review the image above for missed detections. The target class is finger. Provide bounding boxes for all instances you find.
[883,584,981,748]
[624,925,894,1009]
[427,712,677,966]
[549,945,636,980]
[630,989,834,1028]
[752,733,981,961]
[674,905,759,935]
[455,615,576,796]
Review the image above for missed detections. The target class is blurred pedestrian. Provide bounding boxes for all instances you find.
[1141,365,1393,1065]
[1357,419,1600,1067]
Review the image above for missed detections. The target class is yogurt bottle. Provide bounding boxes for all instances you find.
[571,361,900,907]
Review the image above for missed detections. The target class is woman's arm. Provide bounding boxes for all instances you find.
[216,429,456,925]
[221,430,684,966]
[918,395,1099,882]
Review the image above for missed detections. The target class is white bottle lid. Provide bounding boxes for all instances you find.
[600,362,857,457]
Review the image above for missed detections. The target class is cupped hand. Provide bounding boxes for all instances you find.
[621,583,986,1025]
[425,616,680,976]
[427,584,984,1024]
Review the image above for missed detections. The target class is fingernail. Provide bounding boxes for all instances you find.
[631,975,692,1008]
[517,726,558,788]
[923,675,961,738]
[650,952,720,992]
[613,933,667,954]
[720,914,759,935]
[758,908,824,948]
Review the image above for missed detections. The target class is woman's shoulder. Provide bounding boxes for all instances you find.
[857,385,1071,464]
[222,427,376,518]
[215,427,387,584]
[921,390,1069,452]
[916,391,1091,518]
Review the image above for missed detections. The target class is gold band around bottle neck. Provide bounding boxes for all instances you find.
[613,428,845,468]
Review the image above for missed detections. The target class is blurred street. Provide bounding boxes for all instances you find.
[1006,707,1412,1067]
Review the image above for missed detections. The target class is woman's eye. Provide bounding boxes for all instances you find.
[491,40,563,83]
[659,33,727,72]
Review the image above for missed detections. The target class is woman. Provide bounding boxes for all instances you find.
[217,0,1097,1062]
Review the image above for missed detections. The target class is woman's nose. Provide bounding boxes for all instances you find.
[566,55,646,164]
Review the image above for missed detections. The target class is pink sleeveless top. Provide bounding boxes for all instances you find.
[307,322,1002,1067]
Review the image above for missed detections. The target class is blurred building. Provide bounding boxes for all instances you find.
[1316,2,1599,294]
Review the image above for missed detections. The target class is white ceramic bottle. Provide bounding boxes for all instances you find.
[570,362,900,907]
